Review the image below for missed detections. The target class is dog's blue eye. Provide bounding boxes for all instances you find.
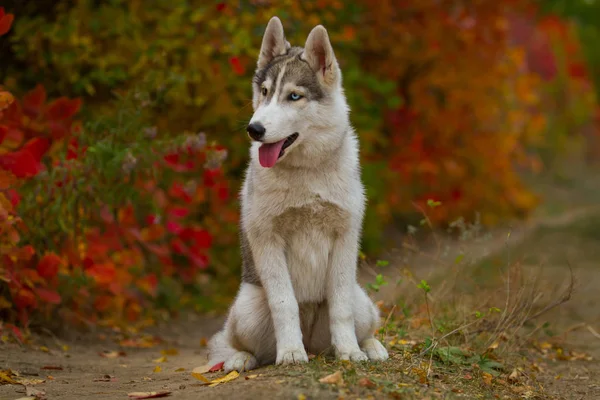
[289,92,303,101]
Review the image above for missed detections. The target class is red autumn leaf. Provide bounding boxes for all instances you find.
[23,137,50,161]
[7,189,20,207]
[181,228,212,249]
[14,288,37,309]
[16,245,36,261]
[217,185,229,201]
[0,137,50,178]
[0,8,14,36]
[209,362,224,372]
[216,3,226,12]
[168,182,192,203]
[166,221,184,235]
[86,263,117,285]
[0,147,40,178]
[46,97,82,121]
[5,323,24,343]
[0,125,8,144]
[21,84,47,117]
[37,253,62,279]
[229,56,245,75]
[168,207,190,218]
[170,238,188,255]
[35,288,62,304]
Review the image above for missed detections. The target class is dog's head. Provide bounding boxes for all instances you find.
[247,17,350,169]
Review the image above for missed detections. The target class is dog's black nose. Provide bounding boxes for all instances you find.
[247,122,266,141]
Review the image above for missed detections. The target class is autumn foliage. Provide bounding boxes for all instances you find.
[0,2,598,333]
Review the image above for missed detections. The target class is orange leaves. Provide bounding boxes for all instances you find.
[0,7,14,36]
[0,89,14,112]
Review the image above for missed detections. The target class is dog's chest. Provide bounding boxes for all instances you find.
[274,200,350,303]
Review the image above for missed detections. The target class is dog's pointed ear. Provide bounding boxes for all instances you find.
[303,25,337,85]
[258,17,289,69]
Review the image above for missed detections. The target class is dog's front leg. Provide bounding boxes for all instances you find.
[328,230,368,361]
[253,236,308,365]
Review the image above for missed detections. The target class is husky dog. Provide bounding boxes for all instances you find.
[207,16,389,372]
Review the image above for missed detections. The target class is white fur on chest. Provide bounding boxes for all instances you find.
[275,200,348,303]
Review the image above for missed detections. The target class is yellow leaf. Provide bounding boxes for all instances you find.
[153,366,161,373]
[175,368,185,372]
[481,372,493,386]
[39,346,49,353]
[319,370,344,385]
[297,395,307,400]
[0,370,18,384]
[153,356,167,363]
[161,348,179,356]
[191,372,210,383]
[208,370,239,387]
[487,341,499,351]
[62,345,70,352]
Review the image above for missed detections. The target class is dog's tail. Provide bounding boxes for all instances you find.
[207,328,237,366]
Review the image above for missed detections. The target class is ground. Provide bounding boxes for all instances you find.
[1,165,599,400]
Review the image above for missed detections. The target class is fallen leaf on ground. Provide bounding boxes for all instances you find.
[120,336,162,348]
[297,394,307,400]
[319,371,343,385]
[99,350,126,358]
[16,378,46,385]
[191,371,210,384]
[481,372,493,386]
[153,356,167,363]
[25,386,46,400]
[13,397,36,400]
[358,377,376,388]
[0,370,18,384]
[41,366,63,370]
[208,362,224,372]
[39,346,49,353]
[153,366,161,373]
[508,368,519,382]
[208,371,239,387]
[175,368,185,372]
[127,391,171,399]
[245,374,259,380]
[199,337,208,347]
[161,348,178,356]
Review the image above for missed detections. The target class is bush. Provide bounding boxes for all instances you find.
[0,76,237,330]
[1,1,598,331]
[3,0,558,250]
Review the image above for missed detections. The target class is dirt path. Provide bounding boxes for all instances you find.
[2,173,600,399]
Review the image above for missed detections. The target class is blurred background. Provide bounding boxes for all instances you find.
[0,0,599,331]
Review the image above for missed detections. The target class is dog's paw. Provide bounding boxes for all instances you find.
[224,351,258,372]
[276,347,309,365]
[361,337,389,361]
[337,349,369,362]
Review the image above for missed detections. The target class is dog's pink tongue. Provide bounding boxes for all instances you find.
[258,139,286,168]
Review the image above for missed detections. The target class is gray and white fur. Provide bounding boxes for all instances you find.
[207,16,389,372]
